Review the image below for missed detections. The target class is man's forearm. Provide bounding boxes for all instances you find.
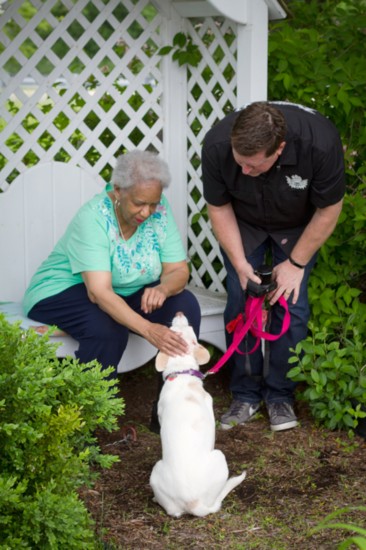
[207,203,247,272]
[207,203,262,289]
[290,199,343,266]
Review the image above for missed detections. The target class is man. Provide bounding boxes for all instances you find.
[201,101,345,431]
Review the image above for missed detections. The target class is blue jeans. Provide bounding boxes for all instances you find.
[222,239,317,404]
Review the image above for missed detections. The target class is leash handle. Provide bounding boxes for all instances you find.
[204,295,290,378]
[242,295,290,354]
[248,295,290,341]
[204,296,265,377]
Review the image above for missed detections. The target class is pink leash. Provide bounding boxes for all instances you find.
[204,295,290,378]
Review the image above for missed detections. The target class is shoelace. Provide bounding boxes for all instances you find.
[270,403,291,418]
[230,401,251,415]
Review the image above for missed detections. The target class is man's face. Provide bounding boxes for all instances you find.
[232,142,285,177]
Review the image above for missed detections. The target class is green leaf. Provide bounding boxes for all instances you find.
[310,369,320,383]
[309,388,321,400]
[158,45,173,56]
[287,366,302,378]
[338,536,366,550]
[173,32,187,48]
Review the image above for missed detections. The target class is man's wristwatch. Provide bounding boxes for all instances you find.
[288,256,306,269]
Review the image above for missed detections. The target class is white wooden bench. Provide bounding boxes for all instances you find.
[0,162,226,372]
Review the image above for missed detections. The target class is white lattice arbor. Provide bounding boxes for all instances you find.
[0,0,286,293]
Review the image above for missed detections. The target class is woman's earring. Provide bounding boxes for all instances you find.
[114,193,120,209]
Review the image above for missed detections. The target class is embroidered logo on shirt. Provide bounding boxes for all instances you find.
[286,175,308,190]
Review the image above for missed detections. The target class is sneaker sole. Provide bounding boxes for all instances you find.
[270,419,298,432]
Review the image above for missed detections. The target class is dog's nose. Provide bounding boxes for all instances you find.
[172,312,189,328]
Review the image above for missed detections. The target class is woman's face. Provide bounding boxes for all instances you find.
[115,180,163,228]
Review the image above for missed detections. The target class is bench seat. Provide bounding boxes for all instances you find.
[0,285,226,373]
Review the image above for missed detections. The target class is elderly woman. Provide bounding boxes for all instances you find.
[23,150,201,377]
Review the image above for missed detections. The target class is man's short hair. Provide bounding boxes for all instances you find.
[231,102,287,157]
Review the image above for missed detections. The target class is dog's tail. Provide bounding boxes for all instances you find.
[188,471,246,517]
[214,471,246,505]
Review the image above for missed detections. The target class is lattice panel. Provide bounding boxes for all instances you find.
[0,0,164,188]
[186,17,237,292]
[0,0,239,292]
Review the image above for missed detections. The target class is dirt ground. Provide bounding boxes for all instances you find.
[82,357,366,550]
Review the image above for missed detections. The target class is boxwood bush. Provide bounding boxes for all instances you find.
[0,315,124,549]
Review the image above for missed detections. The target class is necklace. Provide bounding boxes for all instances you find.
[114,200,126,241]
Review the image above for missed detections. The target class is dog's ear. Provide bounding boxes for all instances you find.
[194,344,211,365]
[155,351,169,372]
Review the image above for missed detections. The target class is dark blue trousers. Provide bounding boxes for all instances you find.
[222,239,317,404]
[28,283,201,375]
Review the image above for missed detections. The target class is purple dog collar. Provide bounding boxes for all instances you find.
[165,369,204,382]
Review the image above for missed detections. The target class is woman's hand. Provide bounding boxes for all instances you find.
[141,260,189,314]
[82,270,189,357]
[144,323,189,356]
[82,270,163,335]
[141,285,168,314]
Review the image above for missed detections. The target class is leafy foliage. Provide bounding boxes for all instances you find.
[266,0,366,434]
[311,507,366,549]
[287,188,366,434]
[158,32,202,67]
[308,188,366,321]
[0,315,124,548]
[268,0,366,183]
[288,318,366,432]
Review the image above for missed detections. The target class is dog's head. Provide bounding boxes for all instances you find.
[155,312,210,372]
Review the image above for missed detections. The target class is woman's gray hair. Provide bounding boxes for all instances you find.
[112,150,171,190]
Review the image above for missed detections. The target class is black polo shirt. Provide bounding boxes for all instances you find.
[202,102,345,256]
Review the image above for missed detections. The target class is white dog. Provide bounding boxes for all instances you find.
[149,312,246,518]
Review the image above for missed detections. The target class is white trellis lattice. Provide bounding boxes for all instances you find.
[0,0,165,185]
[0,0,281,292]
[186,16,237,292]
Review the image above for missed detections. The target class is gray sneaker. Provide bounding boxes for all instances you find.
[267,402,298,432]
[220,400,261,430]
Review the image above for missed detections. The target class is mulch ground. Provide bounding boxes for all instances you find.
[81,361,366,549]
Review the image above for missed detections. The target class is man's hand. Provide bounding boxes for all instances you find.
[238,264,262,292]
[269,260,305,305]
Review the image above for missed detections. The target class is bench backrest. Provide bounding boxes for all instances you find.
[0,162,104,302]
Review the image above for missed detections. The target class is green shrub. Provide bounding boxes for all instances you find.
[287,186,366,434]
[308,188,366,322]
[0,314,124,548]
[268,0,366,184]
[311,506,366,549]
[267,1,366,435]
[288,316,366,433]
